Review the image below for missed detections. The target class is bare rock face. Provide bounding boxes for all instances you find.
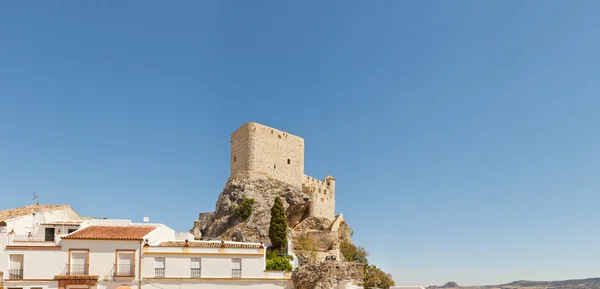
[190,177,311,245]
[292,261,364,289]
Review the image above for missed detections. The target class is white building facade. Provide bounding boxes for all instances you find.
[0,205,293,289]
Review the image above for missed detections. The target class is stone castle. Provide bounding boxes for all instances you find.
[229,122,337,221]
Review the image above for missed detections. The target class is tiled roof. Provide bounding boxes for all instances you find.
[62,225,156,240]
[159,240,263,249]
[0,204,72,222]
[40,220,84,226]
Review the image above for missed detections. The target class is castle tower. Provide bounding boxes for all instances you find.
[230,122,305,188]
[303,175,336,221]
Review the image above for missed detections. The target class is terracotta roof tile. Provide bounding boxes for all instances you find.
[62,225,156,240]
[159,241,263,249]
[0,204,72,222]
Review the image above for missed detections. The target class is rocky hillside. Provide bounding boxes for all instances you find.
[291,261,364,289]
[190,177,366,288]
[190,177,352,257]
[191,177,311,244]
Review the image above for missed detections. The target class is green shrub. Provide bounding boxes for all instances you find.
[233,198,255,220]
[265,255,293,271]
[364,264,395,289]
[340,240,368,263]
[268,196,287,250]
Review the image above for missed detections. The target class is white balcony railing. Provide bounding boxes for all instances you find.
[9,234,61,246]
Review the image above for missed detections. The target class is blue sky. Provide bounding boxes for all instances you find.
[1,1,599,286]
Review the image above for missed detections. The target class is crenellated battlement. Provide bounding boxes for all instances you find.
[302,175,335,220]
[229,122,336,221]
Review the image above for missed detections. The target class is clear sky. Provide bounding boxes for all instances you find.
[1,1,599,286]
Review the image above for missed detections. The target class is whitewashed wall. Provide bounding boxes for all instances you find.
[3,207,81,237]
[3,239,142,280]
[141,254,265,279]
[0,226,7,272]
[2,280,56,289]
[62,239,142,279]
[3,248,65,279]
[143,224,192,244]
[140,279,293,289]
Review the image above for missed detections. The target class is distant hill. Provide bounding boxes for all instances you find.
[489,278,600,289]
[427,278,600,289]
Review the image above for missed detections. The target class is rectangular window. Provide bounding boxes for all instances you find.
[154,257,165,277]
[190,258,201,278]
[68,229,77,234]
[45,228,55,241]
[116,251,135,276]
[69,250,89,275]
[231,258,241,278]
[9,254,24,279]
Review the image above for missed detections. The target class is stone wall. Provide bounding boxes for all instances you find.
[230,122,305,188]
[303,175,336,221]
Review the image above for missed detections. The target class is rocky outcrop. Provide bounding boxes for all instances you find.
[190,177,311,245]
[292,261,364,289]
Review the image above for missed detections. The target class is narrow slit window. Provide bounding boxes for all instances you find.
[287,159,291,164]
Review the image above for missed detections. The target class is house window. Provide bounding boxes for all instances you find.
[116,250,135,276]
[154,257,165,277]
[9,254,24,279]
[69,250,89,275]
[231,258,241,278]
[45,228,55,241]
[191,258,201,278]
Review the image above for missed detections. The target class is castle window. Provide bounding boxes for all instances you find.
[274,165,276,169]
[271,130,273,134]
[287,159,290,164]
[234,156,236,162]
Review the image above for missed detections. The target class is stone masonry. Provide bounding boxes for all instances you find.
[230,122,336,221]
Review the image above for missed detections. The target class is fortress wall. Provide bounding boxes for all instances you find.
[304,175,336,221]
[230,122,305,187]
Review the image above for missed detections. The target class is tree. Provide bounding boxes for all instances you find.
[268,196,287,250]
[233,198,255,220]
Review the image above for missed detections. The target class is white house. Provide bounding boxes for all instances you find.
[0,204,84,278]
[1,204,293,289]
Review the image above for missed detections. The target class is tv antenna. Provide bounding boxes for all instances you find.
[33,193,39,205]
